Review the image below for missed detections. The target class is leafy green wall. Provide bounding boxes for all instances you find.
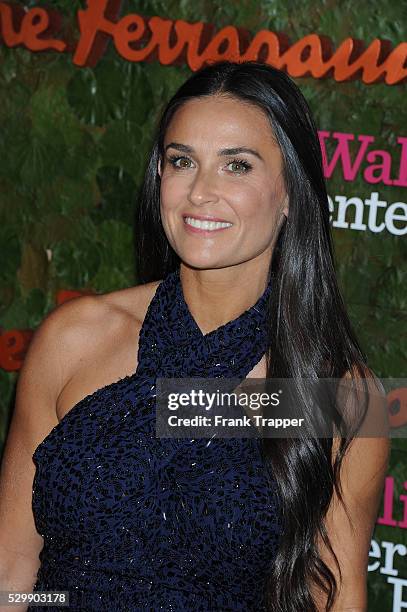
[0,1,406,609]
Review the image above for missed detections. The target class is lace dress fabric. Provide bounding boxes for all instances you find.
[30,267,283,611]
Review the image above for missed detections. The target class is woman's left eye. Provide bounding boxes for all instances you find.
[227,159,252,174]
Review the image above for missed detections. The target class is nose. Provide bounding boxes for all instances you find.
[188,167,220,207]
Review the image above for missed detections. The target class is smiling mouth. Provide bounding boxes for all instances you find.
[183,216,233,231]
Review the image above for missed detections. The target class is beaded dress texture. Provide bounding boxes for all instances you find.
[30,267,283,611]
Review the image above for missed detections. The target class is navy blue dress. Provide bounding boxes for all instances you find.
[30,267,283,611]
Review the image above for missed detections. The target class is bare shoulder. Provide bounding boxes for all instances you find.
[5,279,163,466]
[41,280,162,363]
[46,279,162,417]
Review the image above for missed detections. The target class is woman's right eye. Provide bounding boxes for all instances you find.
[167,155,193,169]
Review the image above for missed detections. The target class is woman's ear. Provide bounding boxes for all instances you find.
[158,158,162,177]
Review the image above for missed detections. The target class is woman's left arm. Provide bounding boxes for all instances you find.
[310,372,391,611]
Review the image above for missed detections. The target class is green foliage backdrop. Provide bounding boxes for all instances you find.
[0,1,406,609]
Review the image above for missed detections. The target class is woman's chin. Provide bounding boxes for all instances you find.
[178,256,229,271]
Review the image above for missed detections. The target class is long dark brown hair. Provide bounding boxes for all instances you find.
[134,60,372,611]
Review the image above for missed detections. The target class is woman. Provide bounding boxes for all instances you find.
[0,61,389,611]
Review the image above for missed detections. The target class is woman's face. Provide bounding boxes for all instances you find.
[159,94,288,271]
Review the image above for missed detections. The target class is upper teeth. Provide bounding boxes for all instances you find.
[184,217,232,230]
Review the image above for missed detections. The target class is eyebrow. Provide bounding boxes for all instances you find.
[164,142,264,161]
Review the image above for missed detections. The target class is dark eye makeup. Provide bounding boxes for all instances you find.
[166,154,253,174]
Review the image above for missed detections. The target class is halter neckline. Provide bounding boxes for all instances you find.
[171,266,273,344]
